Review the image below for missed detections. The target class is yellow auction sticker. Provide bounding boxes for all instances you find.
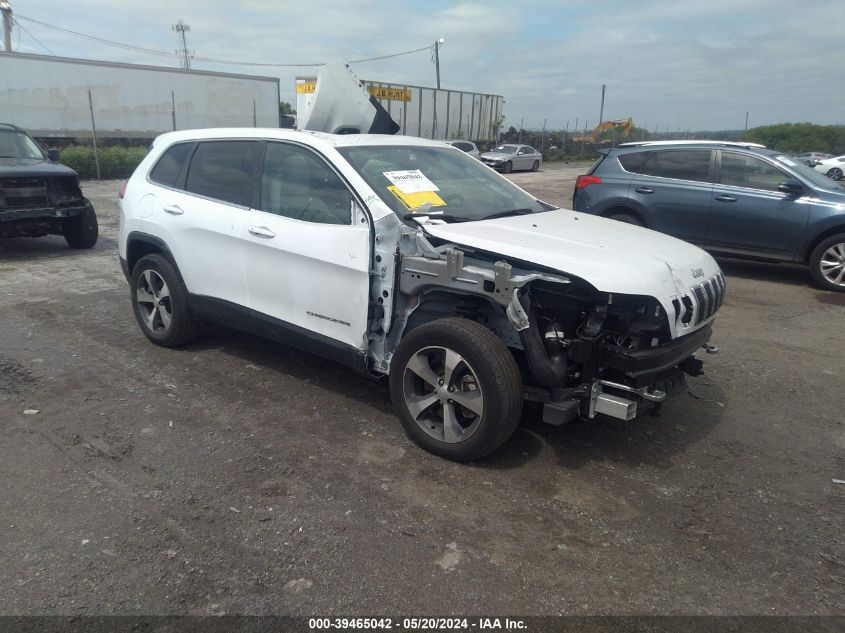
[295,81,317,93]
[387,186,447,211]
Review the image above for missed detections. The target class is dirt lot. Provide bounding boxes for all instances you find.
[1,163,843,616]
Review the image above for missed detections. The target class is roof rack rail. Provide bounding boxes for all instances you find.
[617,140,767,149]
[0,123,23,131]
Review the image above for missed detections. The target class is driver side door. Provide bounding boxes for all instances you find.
[244,141,372,356]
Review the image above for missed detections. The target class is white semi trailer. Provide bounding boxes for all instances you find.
[0,52,281,138]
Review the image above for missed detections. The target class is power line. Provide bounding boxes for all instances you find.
[13,18,56,56]
[15,14,434,68]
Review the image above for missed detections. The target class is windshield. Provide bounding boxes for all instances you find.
[337,144,552,222]
[491,145,518,154]
[773,154,845,190]
[0,131,45,160]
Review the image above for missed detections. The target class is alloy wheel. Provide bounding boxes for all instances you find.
[135,269,173,333]
[820,243,845,287]
[402,346,484,443]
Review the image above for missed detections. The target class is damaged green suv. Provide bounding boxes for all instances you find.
[0,123,98,248]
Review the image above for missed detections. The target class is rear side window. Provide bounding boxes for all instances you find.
[618,152,647,174]
[639,150,712,182]
[149,142,193,188]
[185,141,258,206]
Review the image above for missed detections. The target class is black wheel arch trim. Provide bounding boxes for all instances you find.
[125,232,178,278]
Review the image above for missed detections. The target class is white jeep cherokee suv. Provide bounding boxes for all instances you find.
[119,128,723,461]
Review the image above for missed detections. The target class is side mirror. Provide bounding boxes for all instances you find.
[777,179,804,197]
[47,148,60,162]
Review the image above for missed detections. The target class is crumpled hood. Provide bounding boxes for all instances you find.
[423,209,720,302]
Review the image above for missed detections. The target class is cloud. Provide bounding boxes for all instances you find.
[8,0,845,131]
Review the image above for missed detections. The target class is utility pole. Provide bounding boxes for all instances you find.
[744,111,749,131]
[172,19,192,70]
[1,1,12,53]
[434,38,444,89]
[598,84,606,126]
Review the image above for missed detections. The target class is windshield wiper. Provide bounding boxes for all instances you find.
[401,212,474,223]
[477,208,537,221]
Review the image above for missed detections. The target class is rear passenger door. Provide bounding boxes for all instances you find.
[629,149,714,244]
[151,140,257,308]
[707,151,809,259]
[244,141,372,352]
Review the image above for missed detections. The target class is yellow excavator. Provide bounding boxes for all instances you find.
[592,117,633,142]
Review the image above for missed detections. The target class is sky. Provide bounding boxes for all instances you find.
[6,0,845,132]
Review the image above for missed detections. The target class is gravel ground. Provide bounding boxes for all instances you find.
[0,164,843,616]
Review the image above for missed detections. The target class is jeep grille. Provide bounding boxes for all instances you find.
[672,272,726,329]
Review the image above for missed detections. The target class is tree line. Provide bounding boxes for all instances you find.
[742,123,845,155]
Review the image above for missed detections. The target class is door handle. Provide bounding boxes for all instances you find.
[635,187,654,194]
[248,226,276,238]
[715,195,737,203]
[162,204,184,215]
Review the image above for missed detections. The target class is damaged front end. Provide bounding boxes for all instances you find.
[374,222,719,426]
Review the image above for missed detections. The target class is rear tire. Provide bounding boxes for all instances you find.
[502,161,513,174]
[131,254,200,346]
[531,160,540,172]
[64,205,98,249]
[389,318,523,461]
[809,233,845,292]
[826,168,843,180]
[607,212,644,227]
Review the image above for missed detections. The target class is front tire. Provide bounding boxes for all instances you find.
[389,318,523,461]
[809,233,845,292]
[826,168,843,180]
[131,254,200,346]
[64,205,98,249]
[502,161,513,174]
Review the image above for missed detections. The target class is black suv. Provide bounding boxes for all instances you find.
[572,141,845,292]
[0,124,98,248]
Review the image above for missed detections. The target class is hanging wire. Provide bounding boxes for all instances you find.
[15,15,434,67]
[13,18,57,56]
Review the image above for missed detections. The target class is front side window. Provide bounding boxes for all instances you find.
[149,142,193,188]
[720,153,786,192]
[260,143,352,225]
[639,150,712,183]
[185,141,258,206]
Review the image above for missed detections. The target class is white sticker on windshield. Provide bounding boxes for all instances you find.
[383,169,440,194]
[775,155,798,167]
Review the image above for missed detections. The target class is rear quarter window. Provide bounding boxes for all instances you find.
[618,152,648,174]
[149,142,193,188]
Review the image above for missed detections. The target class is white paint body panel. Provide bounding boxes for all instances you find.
[243,211,371,350]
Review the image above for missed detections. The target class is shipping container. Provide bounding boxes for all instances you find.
[295,76,504,142]
[0,52,281,139]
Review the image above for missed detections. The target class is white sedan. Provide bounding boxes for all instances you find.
[814,155,845,180]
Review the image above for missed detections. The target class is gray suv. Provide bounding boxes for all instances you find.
[572,141,845,292]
